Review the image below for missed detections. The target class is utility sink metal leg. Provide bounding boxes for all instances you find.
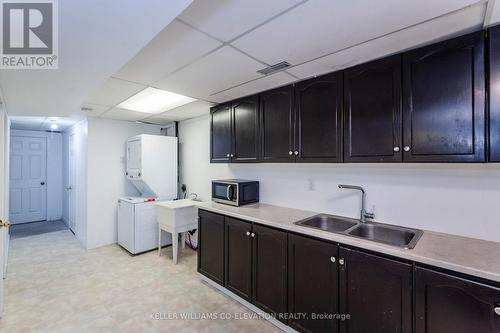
[181,232,186,249]
[172,232,178,265]
[158,227,162,256]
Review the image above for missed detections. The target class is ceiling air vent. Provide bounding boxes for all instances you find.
[257,61,290,75]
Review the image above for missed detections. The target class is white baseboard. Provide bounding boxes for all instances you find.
[200,275,297,333]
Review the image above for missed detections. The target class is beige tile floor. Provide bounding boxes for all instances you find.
[0,230,282,333]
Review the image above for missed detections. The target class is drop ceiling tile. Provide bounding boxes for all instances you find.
[232,0,481,66]
[210,71,296,103]
[81,103,111,118]
[144,100,213,123]
[85,78,146,106]
[178,0,301,42]
[486,0,500,27]
[114,20,222,85]
[100,107,151,122]
[287,3,486,79]
[154,46,265,100]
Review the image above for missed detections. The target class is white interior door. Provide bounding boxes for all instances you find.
[68,133,76,231]
[9,136,47,224]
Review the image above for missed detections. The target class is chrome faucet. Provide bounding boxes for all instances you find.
[338,184,374,223]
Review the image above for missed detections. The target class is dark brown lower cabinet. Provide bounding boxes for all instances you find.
[288,234,339,333]
[224,217,252,301]
[252,224,287,318]
[198,210,225,284]
[339,247,412,333]
[415,267,500,333]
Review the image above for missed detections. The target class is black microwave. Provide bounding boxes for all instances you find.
[212,180,259,206]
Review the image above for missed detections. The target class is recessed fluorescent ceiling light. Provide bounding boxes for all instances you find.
[117,87,196,114]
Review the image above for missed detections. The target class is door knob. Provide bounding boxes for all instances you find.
[330,256,336,263]
[251,233,255,238]
[494,307,500,315]
[339,258,345,265]
[288,151,293,155]
[403,146,411,152]
[393,147,400,152]
[294,151,299,156]
[0,220,10,228]
[40,182,45,186]
[246,231,250,236]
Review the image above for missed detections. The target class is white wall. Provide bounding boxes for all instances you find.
[179,115,500,243]
[10,130,63,221]
[85,118,163,249]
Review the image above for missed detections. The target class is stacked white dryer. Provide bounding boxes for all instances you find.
[118,134,177,254]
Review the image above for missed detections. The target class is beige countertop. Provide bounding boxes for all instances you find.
[195,201,500,284]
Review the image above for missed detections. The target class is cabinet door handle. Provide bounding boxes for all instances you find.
[230,153,234,157]
[251,232,255,238]
[226,153,230,157]
[494,307,500,315]
[339,258,345,265]
[403,146,411,152]
[288,151,293,156]
[226,185,232,200]
[330,256,336,263]
[393,146,400,152]
[246,231,250,237]
[294,151,299,156]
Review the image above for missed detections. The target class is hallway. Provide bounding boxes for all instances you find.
[0,231,280,332]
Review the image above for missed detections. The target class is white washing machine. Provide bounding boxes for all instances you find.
[118,197,171,254]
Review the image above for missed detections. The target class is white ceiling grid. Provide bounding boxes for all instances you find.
[84,0,496,124]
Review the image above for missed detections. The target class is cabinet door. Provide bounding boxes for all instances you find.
[288,234,339,333]
[232,95,259,162]
[197,210,225,285]
[225,217,252,301]
[339,247,412,333]
[402,31,485,162]
[295,72,343,162]
[489,25,500,162]
[344,55,402,162]
[415,267,500,333]
[210,104,232,163]
[260,85,295,162]
[252,224,287,318]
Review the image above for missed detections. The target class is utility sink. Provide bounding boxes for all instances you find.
[294,214,423,249]
[347,223,423,249]
[295,214,358,233]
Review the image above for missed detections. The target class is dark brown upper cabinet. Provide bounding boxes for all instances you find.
[402,31,485,162]
[295,72,343,162]
[339,247,412,333]
[232,95,259,163]
[260,85,295,162]
[224,217,252,301]
[210,104,232,163]
[252,224,288,319]
[210,95,259,163]
[344,55,402,162]
[415,266,500,333]
[197,210,225,285]
[288,233,339,333]
[488,25,500,162]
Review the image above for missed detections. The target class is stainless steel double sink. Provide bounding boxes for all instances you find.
[294,214,423,249]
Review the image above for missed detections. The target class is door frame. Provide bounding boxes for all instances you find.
[68,132,76,231]
[0,106,10,317]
